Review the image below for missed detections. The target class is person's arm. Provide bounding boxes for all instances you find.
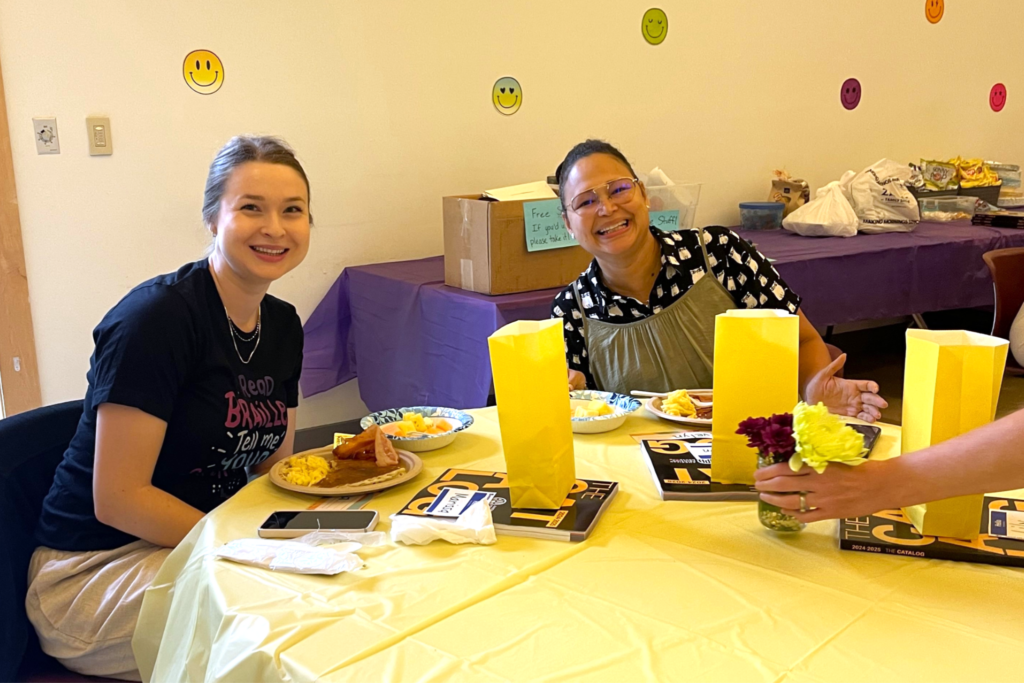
[93,403,204,548]
[797,313,888,422]
[716,227,887,422]
[552,288,592,390]
[253,408,298,475]
[755,407,1024,522]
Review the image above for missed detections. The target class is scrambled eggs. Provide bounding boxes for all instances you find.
[281,455,331,487]
[661,390,697,417]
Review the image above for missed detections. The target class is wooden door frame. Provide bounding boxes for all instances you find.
[0,50,42,417]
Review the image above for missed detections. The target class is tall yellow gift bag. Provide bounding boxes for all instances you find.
[901,330,1008,540]
[488,319,576,509]
[711,310,800,485]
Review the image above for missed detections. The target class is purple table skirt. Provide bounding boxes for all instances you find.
[302,222,1024,411]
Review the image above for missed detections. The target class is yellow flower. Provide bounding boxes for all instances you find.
[789,402,868,473]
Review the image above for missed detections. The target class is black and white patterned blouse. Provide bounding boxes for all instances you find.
[551,225,802,389]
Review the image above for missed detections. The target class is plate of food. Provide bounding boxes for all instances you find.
[270,424,423,496]
[569,390,641,434]
[644,389,713,426]
[360,406,473,453]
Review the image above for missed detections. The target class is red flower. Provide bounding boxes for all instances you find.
[737,413,796,458]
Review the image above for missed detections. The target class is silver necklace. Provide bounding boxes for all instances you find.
[225,304,261,364]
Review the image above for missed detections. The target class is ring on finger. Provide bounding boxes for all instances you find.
[799,492,808,513]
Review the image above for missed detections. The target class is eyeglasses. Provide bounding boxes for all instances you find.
[566,177,640,215]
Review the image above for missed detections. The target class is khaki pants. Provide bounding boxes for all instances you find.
[25,540,170,681]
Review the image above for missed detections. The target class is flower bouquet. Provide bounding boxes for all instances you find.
[737,402,868,532]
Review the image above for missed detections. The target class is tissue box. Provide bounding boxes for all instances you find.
[443,194,594,295]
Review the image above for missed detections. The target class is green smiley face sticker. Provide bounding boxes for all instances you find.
[642,8,668,45]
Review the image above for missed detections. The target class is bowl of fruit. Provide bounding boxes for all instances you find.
[569,390,641,434]
[360,406,474,453]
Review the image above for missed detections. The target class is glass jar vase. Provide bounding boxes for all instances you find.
[757,452,805,532]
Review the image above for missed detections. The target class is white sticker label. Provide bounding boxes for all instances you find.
[425,487,495,518]
[989,509,1024,540]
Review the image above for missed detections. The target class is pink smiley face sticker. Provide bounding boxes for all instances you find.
[841,78,861,110]
[990,83,1007,112]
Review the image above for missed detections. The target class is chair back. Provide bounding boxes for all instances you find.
[0,401,84,681]
[983,247,1024,368]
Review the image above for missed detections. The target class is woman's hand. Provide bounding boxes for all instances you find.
[805,353,888,423]
[568,369,587,392]
[754,459,901,523]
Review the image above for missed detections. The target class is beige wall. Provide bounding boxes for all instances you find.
[1,0,1022,426]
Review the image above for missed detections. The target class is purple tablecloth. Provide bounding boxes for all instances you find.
[301,222,1024,411]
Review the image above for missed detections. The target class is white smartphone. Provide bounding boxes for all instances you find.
[257,510,379,538]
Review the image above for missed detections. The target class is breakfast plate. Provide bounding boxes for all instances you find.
[644,390,713,427]
[269,445,423,496]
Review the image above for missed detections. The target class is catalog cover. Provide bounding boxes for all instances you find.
[839,496,1024,568]
[640,433,757,501]
[395,469,618,542]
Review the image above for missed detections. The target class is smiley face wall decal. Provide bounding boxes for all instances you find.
[492,77,522,116]
[840,78,862,110]
[925,0,944,24]
[641,8,668,45]
[183,50,224,95]
[990,83,1007,112]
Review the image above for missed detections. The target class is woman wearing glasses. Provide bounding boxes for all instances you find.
[552,139,887,422]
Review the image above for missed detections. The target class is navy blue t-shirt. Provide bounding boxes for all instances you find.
[36,260,303,552]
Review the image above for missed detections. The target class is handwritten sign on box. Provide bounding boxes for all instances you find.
[651,210,680,232]
[524,199,577,252]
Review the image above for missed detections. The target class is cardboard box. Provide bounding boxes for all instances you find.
[443,195,594,295]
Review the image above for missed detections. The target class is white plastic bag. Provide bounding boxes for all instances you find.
[849,159,920,233]
[782,176,858,238]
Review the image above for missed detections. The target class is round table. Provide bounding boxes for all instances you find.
[133,408,1024,682]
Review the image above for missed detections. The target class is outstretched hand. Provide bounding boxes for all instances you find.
[805,353,888,423]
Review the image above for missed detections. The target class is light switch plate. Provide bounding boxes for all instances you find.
[32,117,59,154]
[86,116,112,156]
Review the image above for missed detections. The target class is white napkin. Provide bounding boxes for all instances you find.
[390,499,497,546]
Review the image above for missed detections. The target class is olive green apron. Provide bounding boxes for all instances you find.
[574,230,737,394]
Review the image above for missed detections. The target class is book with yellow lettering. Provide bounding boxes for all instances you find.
[641,433,757,501]
[394,469,618,542]
[839,494,1024,568]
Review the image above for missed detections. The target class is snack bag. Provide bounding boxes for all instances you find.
[849,159,921,233]
[711,310,799,484]
[950,157,1001,188]
[488,319,576,509]
[768,170,811,218]
[920,159,959,191]
[901,330,1008,540]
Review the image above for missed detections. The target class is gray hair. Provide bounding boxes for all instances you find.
[202,135,312,227]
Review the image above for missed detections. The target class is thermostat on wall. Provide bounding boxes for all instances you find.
[86,116,112,156]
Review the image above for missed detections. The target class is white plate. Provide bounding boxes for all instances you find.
[644,393,713,426]
[360,407,473,453]
[269,447,423,496]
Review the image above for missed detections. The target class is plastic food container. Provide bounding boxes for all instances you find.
[918,196,977,222]
[739,202,785,231]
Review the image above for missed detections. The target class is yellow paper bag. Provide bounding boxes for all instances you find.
[488,319,576,509]
[901,330,1008,539]
[711,310,799,484]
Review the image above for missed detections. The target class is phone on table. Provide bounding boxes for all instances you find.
[257,510,379,538]
[849,424,882,455]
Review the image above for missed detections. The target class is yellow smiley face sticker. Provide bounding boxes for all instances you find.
[925,0,944,24]
[642,8,668,45]
[492,77,522,116]
[183,50,224,95]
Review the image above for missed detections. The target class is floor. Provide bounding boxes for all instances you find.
[294,309,1023,450]
[837,309,1024,425]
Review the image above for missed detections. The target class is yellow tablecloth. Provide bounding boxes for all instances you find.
[134,409,1024,682]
